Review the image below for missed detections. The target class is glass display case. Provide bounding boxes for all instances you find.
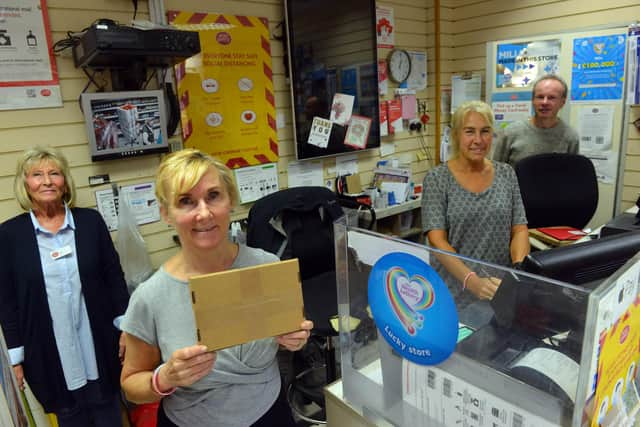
[333,214,640,426]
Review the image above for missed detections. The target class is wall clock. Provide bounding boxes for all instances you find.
[387,49,412,83]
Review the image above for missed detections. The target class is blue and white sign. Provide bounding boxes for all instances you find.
[368,252,458,365]
[496,40,560,88]
[571,34,626,101]
[496,43,527,88]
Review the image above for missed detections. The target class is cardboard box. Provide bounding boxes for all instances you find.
[345,174,362,194]
[189,258,304,351]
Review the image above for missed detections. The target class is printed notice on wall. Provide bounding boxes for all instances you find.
[234,163,279,204]
[168,11,278,168]
[0,0,62,111]
[407,50,427,91]
[375,6,394,48]
[287,160,323,188]
[491,92,532,129]
[577,105,614,152]
[95,183,160,231]
[451,74,481,113]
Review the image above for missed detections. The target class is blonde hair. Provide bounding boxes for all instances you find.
[14,146,76,211]
[450,100,494,158]
[155,148,239,209]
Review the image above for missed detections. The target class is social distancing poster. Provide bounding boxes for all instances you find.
[168,11,278,168]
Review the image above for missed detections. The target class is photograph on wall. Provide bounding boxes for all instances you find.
[571,34,627,101]
[330,93,355,125]
[343,115,372,149]
[168,11,278,169]
[495,39,560,88]
[0,0,61,111]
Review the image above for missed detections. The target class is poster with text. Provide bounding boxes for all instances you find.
[0,0,61,111]
[589,298,640,426]
[376,6,394,48]
[496,43,527,88]
[571,34,626,101]
[168,11,278,168]
[491,92,532,129]
[495,39,560,88]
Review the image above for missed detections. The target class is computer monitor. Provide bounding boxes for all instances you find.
[459,232,640,405]
[80,90,170,162]
[488,230,640,358]
[522,230,640,286]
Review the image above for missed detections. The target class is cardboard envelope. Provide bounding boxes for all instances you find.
[189,258,304,351]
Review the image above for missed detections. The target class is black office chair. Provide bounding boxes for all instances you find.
[514,153,599,230]
[246,186,345,424]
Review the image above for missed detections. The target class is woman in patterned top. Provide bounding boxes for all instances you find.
[421,100,530,307]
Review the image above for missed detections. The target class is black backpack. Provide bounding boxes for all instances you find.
[246,186,344,282]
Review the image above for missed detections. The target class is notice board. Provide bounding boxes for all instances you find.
[486,26,629,228]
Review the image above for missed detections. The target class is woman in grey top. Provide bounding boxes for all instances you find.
[421,101,530,307]
[120,149,312,426]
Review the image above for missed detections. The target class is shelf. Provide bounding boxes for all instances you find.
[362,198,421,220]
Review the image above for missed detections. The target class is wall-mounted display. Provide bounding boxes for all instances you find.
[80,90,169,162]
[285,0,381,161]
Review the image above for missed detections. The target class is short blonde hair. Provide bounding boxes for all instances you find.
[155,148,239,209]
[14,146,76,211]
[450,100,494,158]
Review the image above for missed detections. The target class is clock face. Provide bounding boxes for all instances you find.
[388,49,411,83]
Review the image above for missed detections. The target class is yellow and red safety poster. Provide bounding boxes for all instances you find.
[589,296,640,425]
[168,11,278,168]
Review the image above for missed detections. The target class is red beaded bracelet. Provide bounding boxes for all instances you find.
[463,271,476,291]
[152,363,176,396]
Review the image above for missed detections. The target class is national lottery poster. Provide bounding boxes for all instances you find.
[168,11,278,168]
[571,34,626,102]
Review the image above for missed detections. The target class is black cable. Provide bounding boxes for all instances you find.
[52,31,81,53]
[417,133,433,167]
[132,0,138,20]
[81,68,106,92]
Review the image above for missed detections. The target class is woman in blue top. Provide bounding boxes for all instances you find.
[421,101,530,308]
[0,147,129,426]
